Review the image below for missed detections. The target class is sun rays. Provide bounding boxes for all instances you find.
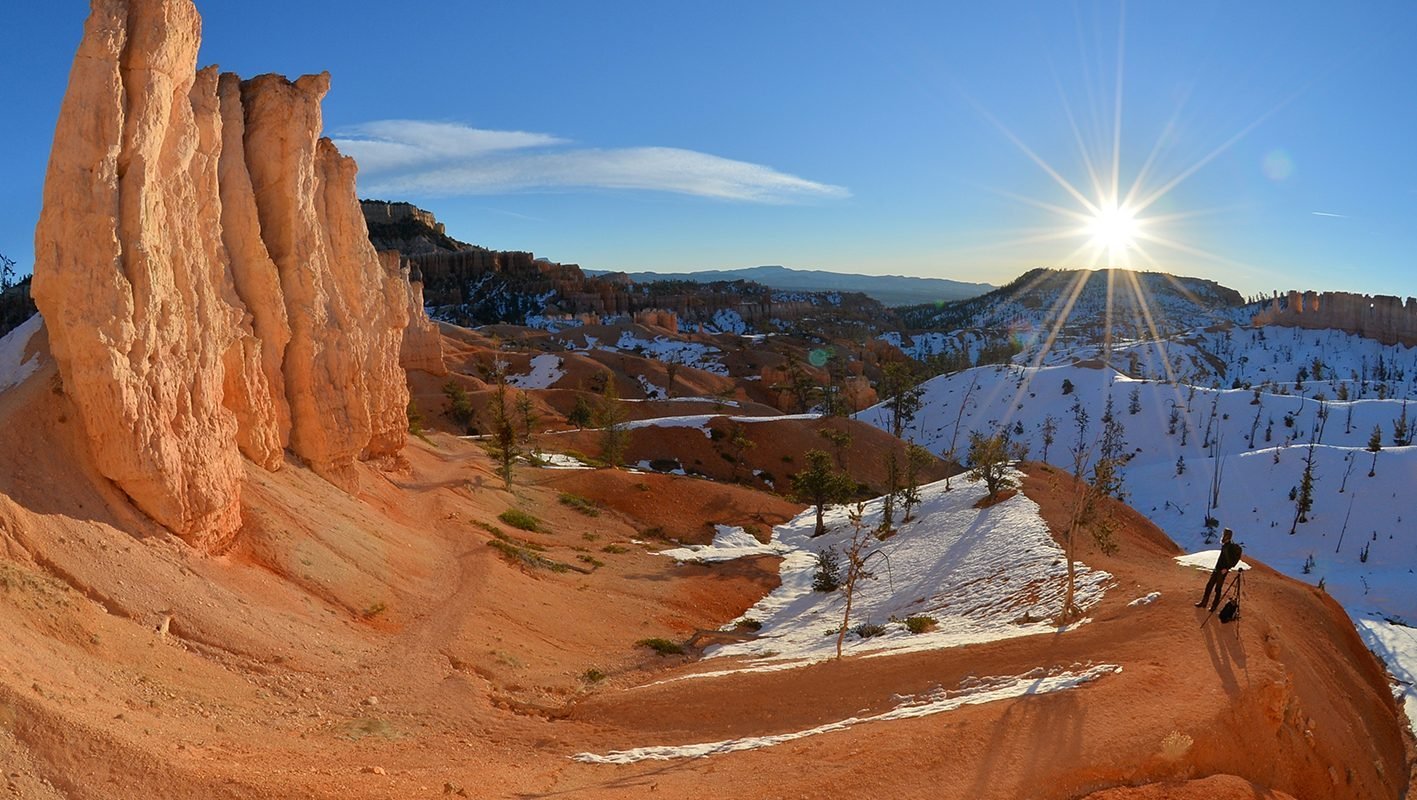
[942,4,1305,441]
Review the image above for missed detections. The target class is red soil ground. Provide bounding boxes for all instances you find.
[0,339,1413,798]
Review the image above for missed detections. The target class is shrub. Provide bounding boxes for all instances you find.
[487,539,569,573]
[852,622,887,639]
[582,668,606,683]
[902,615,937,634]
[636,637,684,656]
[734,618,763,632]
[559,493,601,517]
[601,544,630,554]
[499,509,541,532]
[1159,730,1193,761]
[812,547,842,592]
[577,554,604,569]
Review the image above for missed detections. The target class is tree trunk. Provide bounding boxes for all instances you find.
[813,504,826,537]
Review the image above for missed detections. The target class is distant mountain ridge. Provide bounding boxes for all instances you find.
[898,267,1245,335]
[590,265,995,307]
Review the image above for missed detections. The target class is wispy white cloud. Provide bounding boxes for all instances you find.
[336,120,566,173]
[332,120,848,204]
[1311,210,1347,218]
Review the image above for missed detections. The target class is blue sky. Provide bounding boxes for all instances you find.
[2,2,1414,298]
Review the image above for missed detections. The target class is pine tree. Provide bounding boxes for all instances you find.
[443,380,475,432]
[1393,400,1411,447]
[1040,415,1058,463]
[880,361,923,440]
[486,377,520,488]
[567,394,594,430]
[596,379,628,468]
[967,429,1023,502]
[901,443,933,522]
[1367,424,1383,477]
[515,392,537,443]
[791,450,855,537]
[1290,442,1317,534]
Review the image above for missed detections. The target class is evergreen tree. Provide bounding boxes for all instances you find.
[1040,415,1058,463]
[967,429,1024,501]
[1393,400,1411,447]
[515,391,537,443]
[1092,396,1128,501]
[596,379,628,468]
[901,443,933,522]
[486,377,520,488]
[791,449,855,537]
[443,380,475,432]
[1367,424,1383,477]
[880,361,924,439]
[567,394,594,430]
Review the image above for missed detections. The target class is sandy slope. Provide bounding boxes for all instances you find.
[0,333,1413,798]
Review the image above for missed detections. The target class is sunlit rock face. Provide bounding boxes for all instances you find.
[32,0,408,548]
[385,252,448,378]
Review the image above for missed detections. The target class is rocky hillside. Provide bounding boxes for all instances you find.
[898,267,1246,337]
[360,200,889,332]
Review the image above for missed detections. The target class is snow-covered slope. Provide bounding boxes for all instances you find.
[857,349,1417,731]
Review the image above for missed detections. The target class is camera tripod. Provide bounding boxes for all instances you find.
[1200,566,1245,629]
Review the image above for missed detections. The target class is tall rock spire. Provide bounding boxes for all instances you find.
[32,0,409,549]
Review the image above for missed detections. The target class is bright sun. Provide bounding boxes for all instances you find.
[1085,202,1140,256]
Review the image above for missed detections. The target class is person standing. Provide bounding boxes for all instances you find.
[1195,528,1242,611]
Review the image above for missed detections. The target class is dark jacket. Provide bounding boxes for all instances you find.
[1215,541,1242,571]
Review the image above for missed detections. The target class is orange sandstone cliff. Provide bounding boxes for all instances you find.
[31,0,411,549]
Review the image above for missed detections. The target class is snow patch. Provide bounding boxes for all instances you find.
[1355,618,1417,737]
[537,452,592,470]
[1174,552,1252,572]
[1128,592,1162,607]
[695,473,1111,673]
[659,525,789,563]
[573,663,1119,763]
[0,314,43,394]
[506,354,565,390]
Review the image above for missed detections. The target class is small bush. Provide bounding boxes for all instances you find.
[361,602,387,619]
[734,618,762,632]
[902,615,936,634]
[601,544,630,554]
[577,554,604,569]
[636,637,684,656]
[487,539,569,573]
[582,668,606,683]
[559,493,601,517]
[853,622,887,639]
[1159,730,1193,761]
[499,509,541,532]
[812,547,842,592]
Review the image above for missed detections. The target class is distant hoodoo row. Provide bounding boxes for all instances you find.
[32,0,411,549]
[1253,290,1417,347]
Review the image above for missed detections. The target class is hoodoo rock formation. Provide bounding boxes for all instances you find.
[31,0,409,548]
[1253,290,1417,347]
[388,251,449,377]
